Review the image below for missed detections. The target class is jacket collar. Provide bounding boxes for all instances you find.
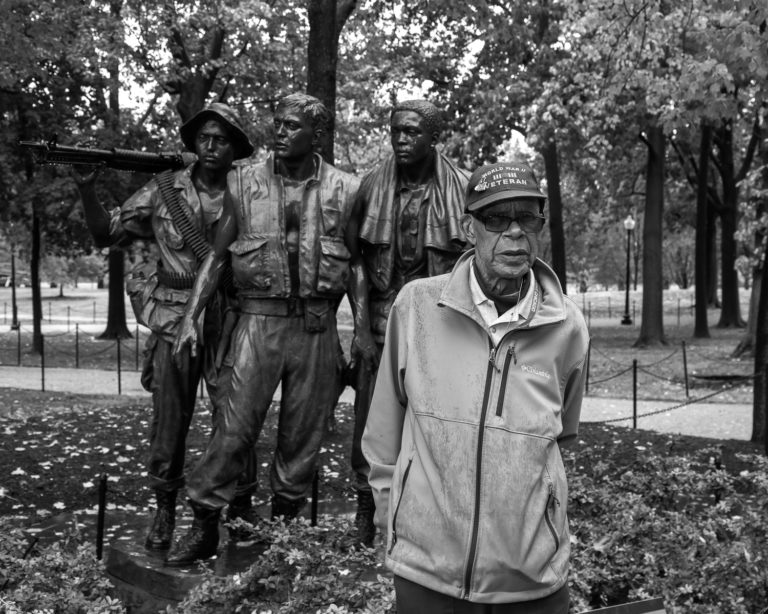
[267,152,323,185]
[439,250,567,330]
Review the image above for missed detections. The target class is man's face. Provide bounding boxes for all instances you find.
[195,119,235,172]
[466,198,544,287]
[390,111,435,167]
[273,104,316,161]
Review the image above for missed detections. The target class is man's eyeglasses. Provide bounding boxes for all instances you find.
[474,212,546,233]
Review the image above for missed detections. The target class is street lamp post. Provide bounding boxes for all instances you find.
[621,214,636,325]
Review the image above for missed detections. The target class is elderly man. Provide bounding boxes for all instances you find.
[74,103,257,552]
[362,161,589,613]
[166,93,374,565]
[351,99,469,545]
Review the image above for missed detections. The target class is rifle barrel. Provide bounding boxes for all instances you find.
[19,141,188,173]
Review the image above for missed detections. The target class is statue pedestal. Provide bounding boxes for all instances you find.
[104,512,268,613]
[103,500,357,612]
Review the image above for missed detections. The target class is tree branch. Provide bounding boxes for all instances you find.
[336,0,358,32]
[670,138,698,191]
[736,111,762,183]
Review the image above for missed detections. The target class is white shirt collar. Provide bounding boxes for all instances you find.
[469,256,536,341]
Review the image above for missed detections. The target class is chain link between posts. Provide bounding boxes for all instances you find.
[593,374,756,424]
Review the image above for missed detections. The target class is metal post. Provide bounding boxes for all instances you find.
[116,340,122,395]
[16,325,21,366]
[682,341,689,398]
[40,334,45,392]
[96,474,107,560]
[632,359,637,429]
[135,325,140,371]
[10,251,19,330]
[75,324,80,368]
[310,471,319,527]
[585,344,591,394]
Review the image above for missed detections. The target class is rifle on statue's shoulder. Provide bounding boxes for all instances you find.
[19,138,195,173]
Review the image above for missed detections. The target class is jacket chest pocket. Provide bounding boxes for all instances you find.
[155,213,185,250]
[229,235,273,290]
[316,236,350,294]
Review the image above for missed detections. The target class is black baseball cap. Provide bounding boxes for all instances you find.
[465,161,546,212]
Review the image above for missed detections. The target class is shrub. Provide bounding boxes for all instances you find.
[0,519,125,613]
[567,446,768,613]
[173,517,395,614]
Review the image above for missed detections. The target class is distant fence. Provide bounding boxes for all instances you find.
[576,295,697,329]
[0,323,759,429]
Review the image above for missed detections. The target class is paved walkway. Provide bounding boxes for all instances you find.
[0,365,754,441]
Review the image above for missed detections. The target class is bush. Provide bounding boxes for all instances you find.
[0,520,125,613]
[566,445,768,613]
[174,517,395,614]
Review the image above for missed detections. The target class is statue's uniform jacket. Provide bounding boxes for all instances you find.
[350,151,469,492]
[362,251,590,604]
[187,154,361,508]
[111,163,252,493]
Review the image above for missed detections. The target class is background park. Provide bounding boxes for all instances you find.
[1,0,767,612]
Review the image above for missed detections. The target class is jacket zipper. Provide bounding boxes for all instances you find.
[388,458,413,555]
[462,346,496,598]
[494,345,516,417]
[544,484,561,553]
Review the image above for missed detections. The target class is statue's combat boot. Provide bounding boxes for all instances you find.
[354,489,376,547]
[226,492,259,540]
[144,489,176,551]
[164,502,221,566]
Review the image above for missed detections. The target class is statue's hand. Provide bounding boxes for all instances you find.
[71,163,105,188]
[351,328,379,371]
[172,314,199,367]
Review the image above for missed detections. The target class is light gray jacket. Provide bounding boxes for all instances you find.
[362,251,589,603]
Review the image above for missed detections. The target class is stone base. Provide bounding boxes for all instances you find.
[105,517,268,613]
[104,501,357,613]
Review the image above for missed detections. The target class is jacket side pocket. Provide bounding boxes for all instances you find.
[388,458,413,555]
[543,484,561,554]
[316,235,351,294]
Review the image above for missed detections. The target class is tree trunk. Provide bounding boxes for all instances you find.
[306,0,357,164]
[694,123,711,338]
[307,0,338,164]
[753,241,768,446]
[542,137,566,293]
[99,248,131,339]
[635,123,667,346]
[99,0,131,340]
[707,208,719,307]
[733,267,761,357]
[716,123,745,327]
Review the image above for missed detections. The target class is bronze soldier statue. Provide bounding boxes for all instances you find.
[352,99,470,545]
[74,103,258,551]
[167,93,377,565]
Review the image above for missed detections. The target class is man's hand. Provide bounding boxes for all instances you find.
[172,314,199,367]
[351,327,379,372]
[71,163,105,188]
